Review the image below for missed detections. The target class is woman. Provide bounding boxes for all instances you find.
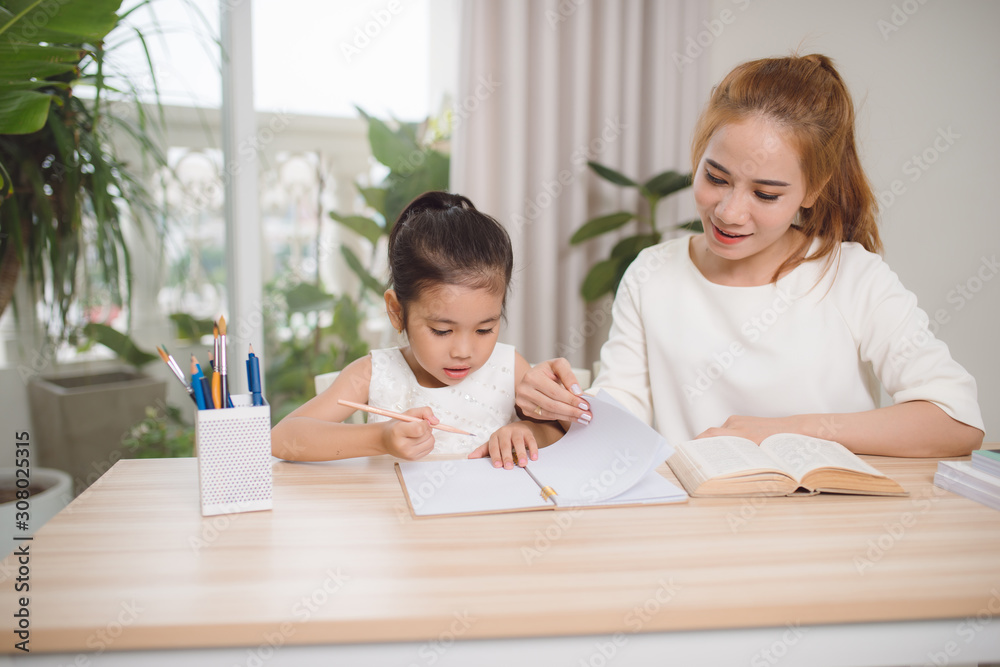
[517,54,983,458]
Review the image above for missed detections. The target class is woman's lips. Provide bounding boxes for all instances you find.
[711,223,750,245]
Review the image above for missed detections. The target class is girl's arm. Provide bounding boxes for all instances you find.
[468,352,566,468]
[697,400,983,457]
[270,356,438,462]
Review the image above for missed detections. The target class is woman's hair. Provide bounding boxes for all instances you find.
[691,53,882,280]
[387,191,513,327]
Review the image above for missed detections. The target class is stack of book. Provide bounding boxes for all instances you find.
[934,449,1000,511]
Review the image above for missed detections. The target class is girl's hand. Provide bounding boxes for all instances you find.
[516,358,592,424]
[468,422,539,470]
[380,407,438,460]
[696,415,799,444]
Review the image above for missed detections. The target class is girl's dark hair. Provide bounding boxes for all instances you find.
[387,191,513,326]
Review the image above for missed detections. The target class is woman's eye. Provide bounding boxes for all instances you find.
[477,328,495,335]
[755,192,779,202]
[705,170,727,185]
[431,329,450,336]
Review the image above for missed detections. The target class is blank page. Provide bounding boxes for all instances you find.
[526,391,673,504]
[578,470,688,506]
[398,458,550,517]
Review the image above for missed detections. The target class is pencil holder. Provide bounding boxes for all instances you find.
[194,394,273,516]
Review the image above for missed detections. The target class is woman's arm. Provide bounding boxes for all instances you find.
[270,356,438,462]
[698,400,983,457]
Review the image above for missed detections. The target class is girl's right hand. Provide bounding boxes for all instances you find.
[380,407,438,460]
[516,358,593,424]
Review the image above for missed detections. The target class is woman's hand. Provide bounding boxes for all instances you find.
[696,415,799,444]
[468,422,540,470]
[380,407,438,460]
[516,358,592,424]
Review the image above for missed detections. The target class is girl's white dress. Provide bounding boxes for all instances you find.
[367,343,517,456]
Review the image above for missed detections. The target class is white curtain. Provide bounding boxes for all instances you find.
[452,0,707,370]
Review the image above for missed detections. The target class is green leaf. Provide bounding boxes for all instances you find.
[0,89,53,134]
[0,42,83,64]
[81,323,158,368]
[356,185,387,219]
[392,117,420,144]
[329,295,363,347]
[169,313,215,341]
[0,59,78,80]
[329,212,383,246]
[382,149,449,228]
[588,161,637,187]
[641,170,692,198]
[340,245,385,297]
[676,218,704,233]
[580,258,623,302]
[0,0,121,44]
[610,233,661,260]
[284,282,334,313]
[367,115,420,173]
[570,212,634,244]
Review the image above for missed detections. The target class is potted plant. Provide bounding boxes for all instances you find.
[570,161,700,301]
[0,465,72,556]
[0,0,172,494]
[27,323,165,494]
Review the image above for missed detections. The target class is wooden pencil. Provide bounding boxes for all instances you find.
[337,399,476,436]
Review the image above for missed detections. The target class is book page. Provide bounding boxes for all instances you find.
[674,436,788,478]
[397,459,550,517]
[760,434,884,481]
[526,391,673,504]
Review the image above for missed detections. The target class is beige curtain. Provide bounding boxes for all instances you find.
[452,0,707,370]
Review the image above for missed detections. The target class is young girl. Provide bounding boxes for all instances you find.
[518,54,984,457]
[271,191,560,468]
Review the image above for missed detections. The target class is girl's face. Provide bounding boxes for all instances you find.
[693,117,818,278]
[386,283,503,388]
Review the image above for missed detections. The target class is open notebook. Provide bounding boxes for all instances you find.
[395,391,687,518]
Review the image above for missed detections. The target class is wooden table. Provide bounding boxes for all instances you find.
[2,455,999,666]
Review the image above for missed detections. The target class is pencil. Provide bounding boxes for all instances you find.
[337,399,477,436]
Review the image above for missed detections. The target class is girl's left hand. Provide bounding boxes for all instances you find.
[696,415,798,444]
[468,422,539,470]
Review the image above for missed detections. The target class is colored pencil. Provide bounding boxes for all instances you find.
[337,399,476,436]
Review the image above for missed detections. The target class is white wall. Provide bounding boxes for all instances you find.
[703,0,999,442]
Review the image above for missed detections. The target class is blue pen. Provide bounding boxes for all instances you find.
[190,355,208,410]
[247,344,264,406]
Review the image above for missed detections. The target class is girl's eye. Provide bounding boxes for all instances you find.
[755,192,779,202]
[705,170,727,185]
[431,328,450,336]
[476,328,495,335]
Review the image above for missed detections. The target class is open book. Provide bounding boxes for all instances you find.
[396,391,687,518]
[666,433,907,497]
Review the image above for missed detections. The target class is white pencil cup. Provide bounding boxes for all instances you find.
[194,394,273,516]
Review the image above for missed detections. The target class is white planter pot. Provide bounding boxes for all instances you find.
[0,467,73,557]
[28,367,166,494]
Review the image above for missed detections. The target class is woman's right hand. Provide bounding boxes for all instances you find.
[516,358,593,425]
[380,407,438,460]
